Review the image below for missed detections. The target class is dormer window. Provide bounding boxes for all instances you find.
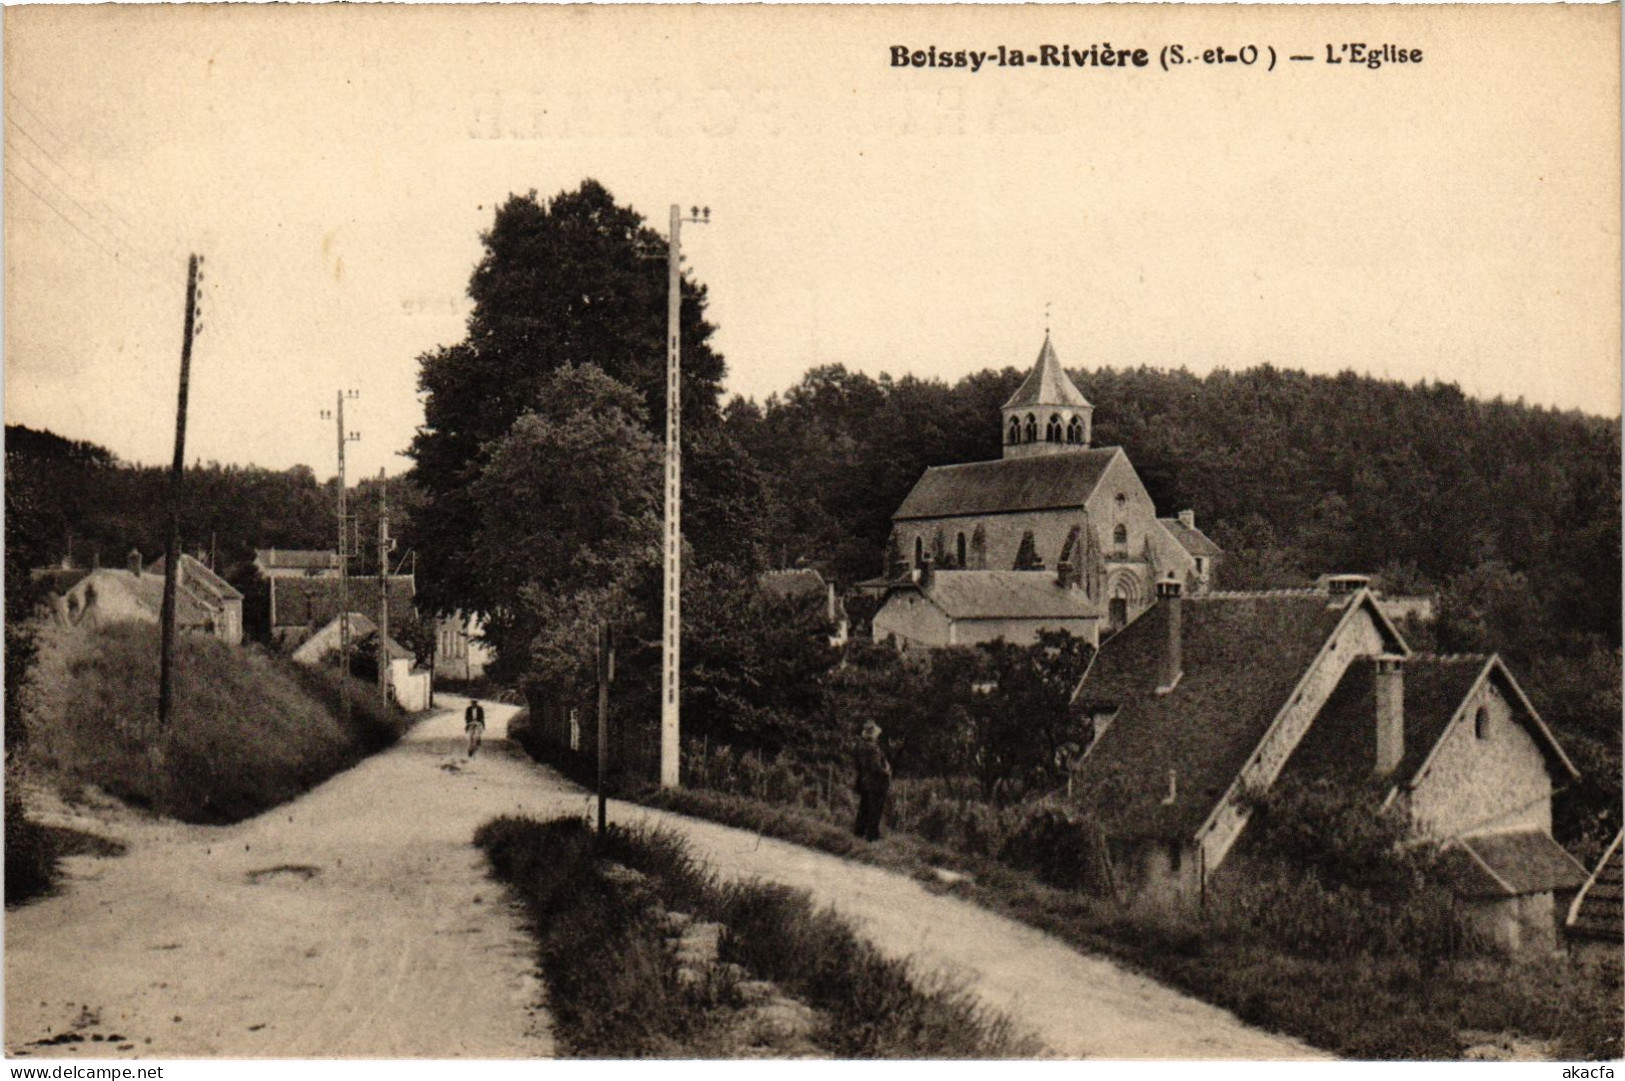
[1046,414,1063,443]
[1023,414,1037,443]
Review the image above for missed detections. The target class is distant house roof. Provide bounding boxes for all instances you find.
[1002,335,1091,411]
[1567,831,1624,940]
[271,575,416,630]
[147,553,243,601]
[1281,653,1579,790]
[893,448,1120,521]
[1157,518,1223,559]
[892,570,1100,622]
[1071,590,1405,842]
[255,548,340,571]
[69,568,213,628]
[291,612,415,664]
[1435,830,1588,898]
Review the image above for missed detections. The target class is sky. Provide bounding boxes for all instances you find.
[4,4,1619,480]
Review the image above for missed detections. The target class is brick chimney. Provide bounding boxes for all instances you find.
[1374,655,1405,776]
[127,548,142,577]
[1156,578,1183,694]
[1178,509,1195,530]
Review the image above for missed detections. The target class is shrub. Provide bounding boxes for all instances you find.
[997,802,1111,894]
[4,783,56,905]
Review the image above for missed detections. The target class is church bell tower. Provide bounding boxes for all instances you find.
[1001,334,1093,459]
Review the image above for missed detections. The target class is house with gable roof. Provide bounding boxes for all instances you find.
[1069,577,1588,952]
[56,550,242,646]
[873,334,1219,649]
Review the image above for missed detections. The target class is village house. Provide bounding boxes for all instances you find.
[1068,579,1587,953]
[872,334,1219,649]
[1565,830,1624,965]
[53,549,243,646]
[253,548,341,578]
[269,573,416,651]
[291,611,431,711]
[435,611,494,681]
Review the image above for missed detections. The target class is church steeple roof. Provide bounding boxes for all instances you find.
[1003,333,1091,410]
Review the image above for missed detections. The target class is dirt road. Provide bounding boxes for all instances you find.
[8,699,1325,1059]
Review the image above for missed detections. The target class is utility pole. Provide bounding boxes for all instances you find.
[158,253,203,729]
[321,390,360,724]
[377,468,392,706]
[597,622,614,832]
[660,204,709,788]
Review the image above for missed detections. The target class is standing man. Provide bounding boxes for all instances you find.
[852,720,892,841]
[464,698,487,758]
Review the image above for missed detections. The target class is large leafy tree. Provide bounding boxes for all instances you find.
[409,180,733,624]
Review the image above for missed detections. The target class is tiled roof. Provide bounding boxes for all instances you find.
[255,548,340,570]
[1071,592,1367,842]
[1157,518,1224,559]
[147,554,243,601]
[1567,831,1624,940]
[1434,830,1588,898]
[899,571,1099,621]
[271,575,416,629]
[893,448,1120,521]
[1279,654,1487,787]
[1002,335,1091,410]
[80,569,212,627]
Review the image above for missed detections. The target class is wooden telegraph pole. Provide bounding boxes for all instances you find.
[158,253,203,729]
[377,469,392,706]
[660,204,709,788]
[321,391,360,724]
[596,622,614,832]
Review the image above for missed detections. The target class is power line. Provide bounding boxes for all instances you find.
[4,134,162,272]
[4,163,142,278]
[5,92,181,265]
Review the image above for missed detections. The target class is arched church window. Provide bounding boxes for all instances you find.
[957,532,967,568]
[1067,416,1084,444]
[1475,706,1490,739]
[1113,524,1128,547]
[1046,415,1063,442]
[1023,414,1037,443]
[914,536,924,567]
[1007,416,1021,445]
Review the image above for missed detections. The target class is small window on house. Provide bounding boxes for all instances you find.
[1007,416,1021,445]
[1113,524,1128,546]
[957,532,967,568]
[1023,414,1037,443]
[1046,414,1063,442]
[1195,557,1207,575]
[1115,493,1127,511]
[1475,706,1490,739]
[914,536,924,567]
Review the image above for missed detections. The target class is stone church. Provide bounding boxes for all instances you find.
[873,335,1220,649]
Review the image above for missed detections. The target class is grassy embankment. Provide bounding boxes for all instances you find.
[475,814,1038,1058]
[8,622,415,902]
[506,716,1619,1060]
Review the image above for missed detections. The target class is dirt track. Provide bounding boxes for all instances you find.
[7,699,1326,1059]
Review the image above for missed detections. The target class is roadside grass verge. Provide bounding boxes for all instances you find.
[475,814,1039,1058]
[636,785,1622,1060]
[24,623,414,824]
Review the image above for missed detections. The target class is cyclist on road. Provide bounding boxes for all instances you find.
[464,699,487,758]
